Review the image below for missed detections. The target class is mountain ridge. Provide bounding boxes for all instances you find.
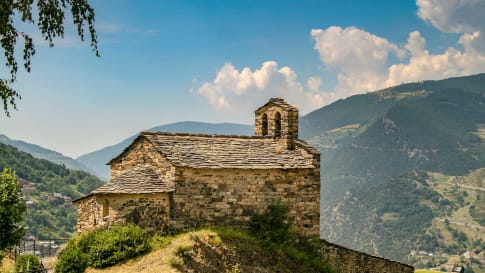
[0,134,94,174]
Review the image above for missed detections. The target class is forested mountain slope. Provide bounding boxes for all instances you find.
[300,74,485,268]
[0,134,93,174]
[0,142,104,238]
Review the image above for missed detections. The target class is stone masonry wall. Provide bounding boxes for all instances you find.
[169,167,320,236]
[76,195,98,233]
[76,193,170,234]
[319,240,414,273]
[110,137,175,186]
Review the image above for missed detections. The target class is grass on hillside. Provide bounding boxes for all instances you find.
[85,228,333,273]
[427,169,485,243]
[0,257,15,273]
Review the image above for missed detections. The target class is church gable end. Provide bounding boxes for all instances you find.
[109,136,175,183]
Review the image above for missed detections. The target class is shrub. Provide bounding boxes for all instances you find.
[55,246,88,273]
[88,226,150,268]
[15,254,42,272]
[55,225,150,273]
[249,203,292,246]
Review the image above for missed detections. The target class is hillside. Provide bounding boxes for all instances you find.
[302,74,485,269]
[0,142,105,238]
[82,229,332,273]
[0,134,94,174]
[76,121,253,180]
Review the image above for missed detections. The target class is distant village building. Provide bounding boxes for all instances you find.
[19,178,36,193]
[453,266,465,273]
[74,98,321,236]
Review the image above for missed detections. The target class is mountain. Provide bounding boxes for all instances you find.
[0,142,105,239]
[76,121,253,180]
[0,134,94,174]
[300,73,485,267]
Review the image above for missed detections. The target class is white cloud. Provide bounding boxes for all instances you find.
[197,62,325,116]
[311,1,485,94]
[311,26,405,95]
[386,0,485,86]
[386,31,485,86]
[417,0,485,53]
[199,1,485,117]
[417,0,485,33]
[307,76,322,92]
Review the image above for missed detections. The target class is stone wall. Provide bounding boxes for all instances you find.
[76,195,98,233]
[76,193,171,234]
[110,137,175,186]
[319,240,414,273]
[169,167,320,236]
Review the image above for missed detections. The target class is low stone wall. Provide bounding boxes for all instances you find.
[319,240,414,273]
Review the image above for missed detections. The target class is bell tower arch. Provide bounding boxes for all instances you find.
[254,98,299,149]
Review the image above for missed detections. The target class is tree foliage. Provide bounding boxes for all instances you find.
[15,254,43,272]
[249,203,293,246]
[0,167,26,256]
[0,0,99,116]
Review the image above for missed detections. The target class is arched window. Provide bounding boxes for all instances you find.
[262,114,268,136]
[275,112,281,137]
[102,199,109,218]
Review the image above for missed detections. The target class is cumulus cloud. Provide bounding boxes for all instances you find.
[310,1,485,94]
[197,61,325,116]
[307,76,322,92]
[198,1,485,117]
[311,26,405,95]
[386,31,485,86]
[417,0,485,33]
[417,0,485,53]
[386,0,485,85]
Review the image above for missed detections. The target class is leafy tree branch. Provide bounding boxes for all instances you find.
[0,0,99,116]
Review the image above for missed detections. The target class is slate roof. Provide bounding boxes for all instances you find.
[255,97,298,113]
[110,132,318,169]
[92,165,173,194]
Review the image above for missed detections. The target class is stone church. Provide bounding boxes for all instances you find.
[74,98,321,236]
[73,98,415,273]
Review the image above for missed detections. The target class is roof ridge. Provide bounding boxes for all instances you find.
[254,98,298,113]
[109,132,319,169]
[141,131,272,139]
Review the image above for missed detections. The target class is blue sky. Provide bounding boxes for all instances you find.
[2,0,484,157]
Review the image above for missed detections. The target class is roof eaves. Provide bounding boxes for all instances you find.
[72,193,94,203]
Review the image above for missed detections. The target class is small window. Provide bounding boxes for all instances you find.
[275,112,281,137]
[262,114,268,136]
[102,199,109,218]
